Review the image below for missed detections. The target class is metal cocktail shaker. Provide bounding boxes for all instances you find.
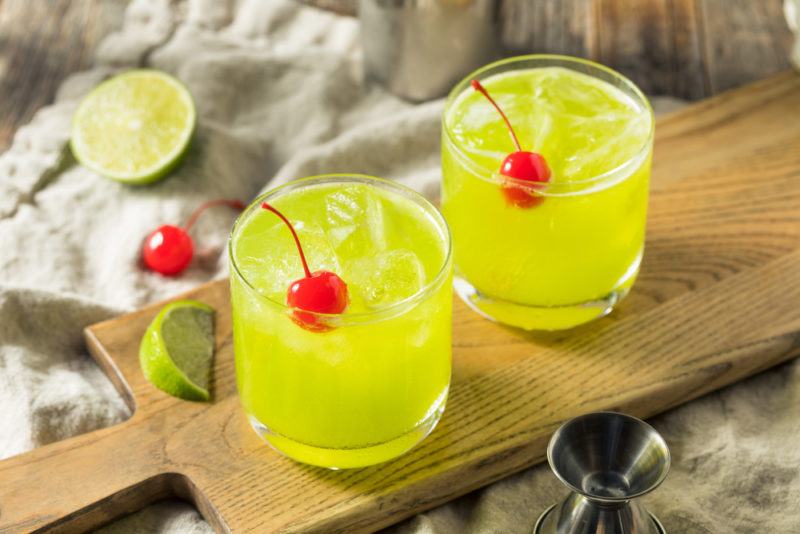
[786,0,800,69]
[359,0,503,101]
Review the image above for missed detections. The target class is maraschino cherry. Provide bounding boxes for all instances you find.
[143,199,245,276]
[471,79,551,208]
[261,202,348,332]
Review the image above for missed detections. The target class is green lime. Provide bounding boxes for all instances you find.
[139,300,215,401]
[70,69,196,184]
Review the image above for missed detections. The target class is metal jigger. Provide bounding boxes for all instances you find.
[534,412,670,534]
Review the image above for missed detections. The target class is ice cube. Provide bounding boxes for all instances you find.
[560,112,650,178]
[234,220,341,295]
[345,249,425,309]
[325,185,388,257]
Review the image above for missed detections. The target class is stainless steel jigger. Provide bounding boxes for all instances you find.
[534,412,670,534]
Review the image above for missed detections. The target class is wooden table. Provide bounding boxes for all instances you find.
[0,0,793,152]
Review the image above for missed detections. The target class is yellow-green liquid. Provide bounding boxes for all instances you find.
[229,179,452,468]
[442,66,652,330]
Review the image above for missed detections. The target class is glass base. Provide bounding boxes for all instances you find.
[247,388,448,469]
[454,277,633,331]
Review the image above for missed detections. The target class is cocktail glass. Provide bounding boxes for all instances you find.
[442,55,653,330]
[229,175,452,469]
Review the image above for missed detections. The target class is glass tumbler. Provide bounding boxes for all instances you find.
[442,55,653,330]
[229,175,453,468]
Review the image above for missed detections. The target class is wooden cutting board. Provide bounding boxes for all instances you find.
[2,72,800,534]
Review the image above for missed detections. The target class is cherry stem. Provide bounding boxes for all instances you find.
[471,79,522,152]
[184,199,245,232]
[261,202,312,279]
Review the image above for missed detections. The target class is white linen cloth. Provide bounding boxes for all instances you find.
[1,1,797,532]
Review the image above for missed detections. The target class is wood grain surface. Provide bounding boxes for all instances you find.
[0,0,126,152]
[502,0,794,98]
[0,0,794,151]
[1,71,799,533]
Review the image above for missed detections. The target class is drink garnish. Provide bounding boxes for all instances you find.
[70,70,196,184]
[471,79,551,208]
[261,202,349,331]
[143,199,245,276]
[139,300,215,401]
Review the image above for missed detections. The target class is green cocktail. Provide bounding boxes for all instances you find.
[229,175,452,469]
[442,55,653,330]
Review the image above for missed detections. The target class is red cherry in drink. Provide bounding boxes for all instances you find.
[142,199,245,276]
[500,151,551,208]
[470,79,551,208]
[261,202,348,332]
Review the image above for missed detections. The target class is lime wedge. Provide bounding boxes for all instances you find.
[139,300,215,401]
[70,70,196,184]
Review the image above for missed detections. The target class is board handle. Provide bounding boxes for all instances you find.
[0,415,169,532]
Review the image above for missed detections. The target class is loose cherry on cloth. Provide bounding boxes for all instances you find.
[470,79,551,208]
[143,199,245,276]
[261,202,349,332]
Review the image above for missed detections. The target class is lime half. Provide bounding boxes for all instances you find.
[71,70,196,184]
[139,300,215,401]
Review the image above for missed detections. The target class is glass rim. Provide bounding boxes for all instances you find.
[228,174,453,326]
[442,54,655,192]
